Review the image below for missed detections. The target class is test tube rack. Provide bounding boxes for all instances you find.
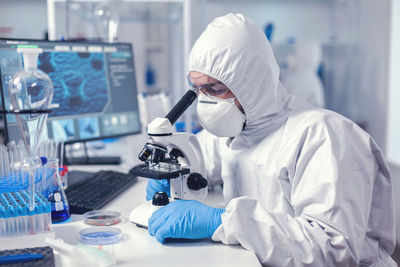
[0,190,55,250]
[0,140,58,196]
[0,140,58,249]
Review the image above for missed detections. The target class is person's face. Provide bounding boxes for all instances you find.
[188,71,244,113]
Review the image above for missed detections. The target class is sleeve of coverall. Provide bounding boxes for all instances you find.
[212,116,392,266]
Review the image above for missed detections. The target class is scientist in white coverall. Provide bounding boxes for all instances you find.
[281,40,325,108]
[146,13,396,266]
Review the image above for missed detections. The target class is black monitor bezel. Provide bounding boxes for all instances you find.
[0,37,142,145]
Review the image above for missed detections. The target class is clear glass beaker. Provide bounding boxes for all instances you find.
[46,158,70,223]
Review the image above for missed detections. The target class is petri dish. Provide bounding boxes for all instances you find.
[83,210,121,226]
[79,226,122,245]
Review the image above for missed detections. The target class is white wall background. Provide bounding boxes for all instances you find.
[387,0,400,243]
[204,0,333,44]
[356,0,391,153]
[0,0,47,39]
[388,0,400,166]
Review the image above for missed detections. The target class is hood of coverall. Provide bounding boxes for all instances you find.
[189,13,291,149]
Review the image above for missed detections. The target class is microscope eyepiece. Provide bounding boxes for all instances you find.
[165,90,197,125]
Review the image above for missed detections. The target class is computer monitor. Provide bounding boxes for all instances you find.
[0,38,141,145]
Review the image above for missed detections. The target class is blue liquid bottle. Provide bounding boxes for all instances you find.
[47,159,70,223]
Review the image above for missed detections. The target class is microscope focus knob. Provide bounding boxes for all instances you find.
[187,173,208,191]
[152,191,169,206]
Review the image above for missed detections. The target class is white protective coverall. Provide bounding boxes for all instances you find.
[281,40,325,108]
[189,13,396,266]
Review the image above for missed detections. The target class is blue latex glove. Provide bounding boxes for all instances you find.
[146,179,170,201]
[148,199,225,243]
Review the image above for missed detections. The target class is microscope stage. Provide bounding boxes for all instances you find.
[129,164,190,179]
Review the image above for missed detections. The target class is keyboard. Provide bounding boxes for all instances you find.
[65,156,121,165]
[65,170,137,214]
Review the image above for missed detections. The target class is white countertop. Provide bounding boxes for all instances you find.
[52,173,261,267]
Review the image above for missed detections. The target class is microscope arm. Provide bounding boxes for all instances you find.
[168,133,205,176]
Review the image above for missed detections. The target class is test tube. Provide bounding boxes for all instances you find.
[35,166,41,194]
[1,146,6,181]
[8,141,16,185]
[44,201,52,231]
[21,190,34,234]
[38,192,46,233]
[10,204,19,236]
[27,208,35,234]
[0,195,5,237]
[15,191,27,235]
[12,145,19,186]
[2,193,12,237]
[3,147,10,184]
[3,193,15,237]
[17,141,26,186]
[11,191,23,236]
[36,143,42,193]
[2,206,10,237]
[0,208,4,237]
[13,145,22,187]
[34,199,43,233]
[0,147,4,181]
[38,141,44,158]
[36,192,51,231]
[6,147,12,184]
[43,139,50,159]
[49,139,56,159]
[19,203,28,235]
[14,144,22,187]
[42,203,49,232]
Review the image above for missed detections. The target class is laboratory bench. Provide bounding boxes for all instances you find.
[51,166,261,267]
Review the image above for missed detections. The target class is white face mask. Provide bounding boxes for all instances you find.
[197,94,246,137]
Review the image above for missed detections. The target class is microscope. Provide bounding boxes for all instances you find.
[129,90,208,228]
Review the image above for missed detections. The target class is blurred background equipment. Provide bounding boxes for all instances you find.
[280,39,325,108]
[93,0,120,43]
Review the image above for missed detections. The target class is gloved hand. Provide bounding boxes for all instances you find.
[148,199,225,243]
[146,179,170,201]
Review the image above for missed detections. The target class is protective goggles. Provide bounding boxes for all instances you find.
[187,75,230,97]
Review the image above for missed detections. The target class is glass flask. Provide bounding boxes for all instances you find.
[93,0,120,43]
[8,47,54,211]
[8,48,54,159]
[47,158,71,223]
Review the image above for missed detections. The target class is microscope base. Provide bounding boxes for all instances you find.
[129,201,163,228]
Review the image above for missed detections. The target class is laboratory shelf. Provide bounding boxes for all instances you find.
[50,1,183,23]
